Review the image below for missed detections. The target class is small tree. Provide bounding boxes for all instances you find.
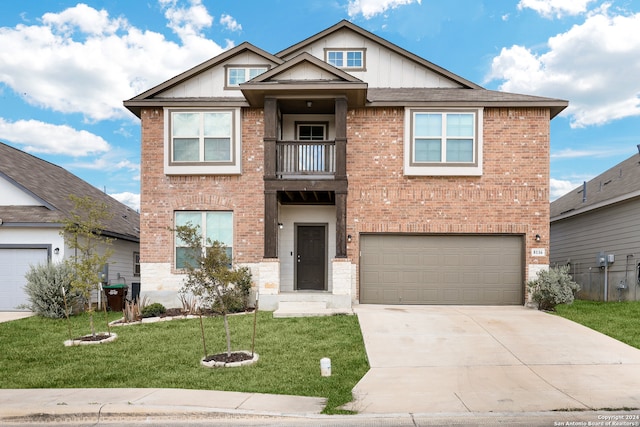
[527,265,580,311]
[61,195,113,336]
[175,223,252,357]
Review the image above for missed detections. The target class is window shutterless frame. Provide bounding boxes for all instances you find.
[404,108,484,176]
[224,64,269,89]
[323,48,366,71]
[164,108,242,176]
[174,211,233,270]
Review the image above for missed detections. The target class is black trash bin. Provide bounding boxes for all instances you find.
[103,284,127,311]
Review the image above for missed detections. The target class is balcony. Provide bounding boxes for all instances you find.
[276,140,335,179]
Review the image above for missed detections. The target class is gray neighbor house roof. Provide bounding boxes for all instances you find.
[0,142,139,242]
[550,149,640,222]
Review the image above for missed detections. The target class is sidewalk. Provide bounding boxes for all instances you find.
[0,388,326,423]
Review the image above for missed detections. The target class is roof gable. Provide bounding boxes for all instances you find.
[0,142,139,241]
[240,52,367,108]
[124,42,283,117]
[276,20,482,90]
[250,52,364,83]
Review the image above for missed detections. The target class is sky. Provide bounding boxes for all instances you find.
[1,0,639,212]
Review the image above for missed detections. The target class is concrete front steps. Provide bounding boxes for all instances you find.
[272,294,353,318]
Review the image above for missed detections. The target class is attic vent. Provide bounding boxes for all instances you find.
[603,179,612,186]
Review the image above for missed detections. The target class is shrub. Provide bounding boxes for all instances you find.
[141,302,166,318]
[527,265,580,311]
[20,262,76,318]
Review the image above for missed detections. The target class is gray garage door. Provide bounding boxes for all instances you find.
[0,248,48,311]
[360,234,523,305]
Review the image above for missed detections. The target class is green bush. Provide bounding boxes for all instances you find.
[141,302,166,318]
[527,265,580,311]
[20,262,76,318]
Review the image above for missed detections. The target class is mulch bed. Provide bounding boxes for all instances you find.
[75,333,113,342]
[203,352,255,363]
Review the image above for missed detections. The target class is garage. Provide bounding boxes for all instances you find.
[360,234,523,305]
[0,247,49,311]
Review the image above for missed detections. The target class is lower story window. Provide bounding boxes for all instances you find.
[175,211,233,269]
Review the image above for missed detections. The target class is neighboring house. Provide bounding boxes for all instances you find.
[550,148,640,302]
[124,20,567,312]
[0,142,141,311]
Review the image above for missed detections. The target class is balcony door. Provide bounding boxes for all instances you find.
[295,224,327,291]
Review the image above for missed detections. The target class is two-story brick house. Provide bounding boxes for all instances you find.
[124,20,567,312]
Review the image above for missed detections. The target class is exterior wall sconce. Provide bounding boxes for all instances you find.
[306,101,312,108]
[535,234,541,242]
[54,248,60,254]
[347,234,352,243]
[278,223,283,230]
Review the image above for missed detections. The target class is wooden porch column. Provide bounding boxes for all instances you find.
[263,97,278,258]
[264,190,278,258]
[263,97,277,180]
[335,97,348,181]
[336,190,347,258]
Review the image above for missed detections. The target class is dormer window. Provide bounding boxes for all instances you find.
[226,66,268,87]
[325,49,365,70]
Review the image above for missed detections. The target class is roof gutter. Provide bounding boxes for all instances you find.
[551,190,640,222]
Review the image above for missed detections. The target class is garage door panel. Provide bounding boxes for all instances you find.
[0,248,48,311]
[360,235,523,305]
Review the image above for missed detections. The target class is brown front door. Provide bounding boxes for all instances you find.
[296,225,327,290]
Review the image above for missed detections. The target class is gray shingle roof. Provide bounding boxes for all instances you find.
[0,142,139,242]
[550,151,640,220]
[367,88,567,119]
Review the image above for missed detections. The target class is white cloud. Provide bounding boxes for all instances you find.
[551,148,619,159]
[0,1,227,122]
[486,7,640,128]
[347,0,421,19]
[517,0,596,18]
[110,191,140,212]
[0,118,110,156]
[162,0,213,41]
[220,14,242,32]
[550,178,582,200]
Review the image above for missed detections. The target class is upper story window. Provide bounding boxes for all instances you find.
[172,111,232,162]
[165,108,242,175]
[175,211,233,270]
[297,124,326,140]
[404,109,483,176]
[226,66,268,87]
[325,49,365,70]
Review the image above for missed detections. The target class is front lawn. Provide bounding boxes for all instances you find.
[0,311,369,414]
[555,300,640,349]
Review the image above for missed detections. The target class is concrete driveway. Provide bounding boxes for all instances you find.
[345,305,640,414]
[0,312,34,323]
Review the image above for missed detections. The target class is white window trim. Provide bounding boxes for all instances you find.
[164,107,242,175]
[174,211,234,270]
[404,107,483,176]
[225,66,268,88]
[324,48,366,70]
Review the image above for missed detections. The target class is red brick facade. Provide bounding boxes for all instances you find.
[140,105,550,295]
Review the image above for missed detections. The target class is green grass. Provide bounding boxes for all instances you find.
[555,300,640,349]
[0,311,369,414]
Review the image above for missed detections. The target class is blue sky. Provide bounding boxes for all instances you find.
[1,0,639,211]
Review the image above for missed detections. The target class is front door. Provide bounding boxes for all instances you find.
[296,225,327,290]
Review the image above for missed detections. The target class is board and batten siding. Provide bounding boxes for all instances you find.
[280,29,462,89]
[550,197,640,301]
